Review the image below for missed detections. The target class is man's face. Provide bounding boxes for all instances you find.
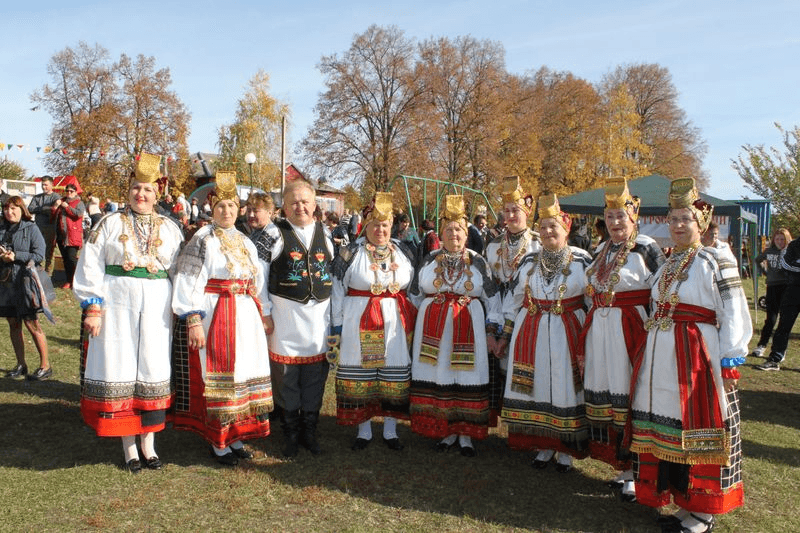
[42,180,53,194]
[285,186,316,227]
[65,187,77,199]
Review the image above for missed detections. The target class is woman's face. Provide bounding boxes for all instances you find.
[604,208,634,244]
[129,183,158,214]
[539,218,568,251]
[213,200,239,229]
[246,204,272,230]
[3,204,21,224]
[668,208,701,248]
[774,233,787,250]
[503,203,528,233]
[442,221,467,252]
[366,219,391,246]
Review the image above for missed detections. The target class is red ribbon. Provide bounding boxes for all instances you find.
[204,278,262,375]
[422,292,474,362]
[514,294,584,388]
[347,288,417,335]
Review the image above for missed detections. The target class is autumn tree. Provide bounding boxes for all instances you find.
[414,36,507,191]
[517,68,606,195]
[600,63,707,186]
[301,25,423,195]
[733,123,800,230]
[597,83,652,179]
[31,42,191,201]
[217,70,290,192]
[0,159,27,181]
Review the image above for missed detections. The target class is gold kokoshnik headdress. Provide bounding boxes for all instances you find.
[502,175,534,215]
[133,152,162,191]
[209,171,239,208]
[440,195,468,232]
[537,193,571,231]
[604,177,640,222]
[362,192,394,229]
[668,177,713,232]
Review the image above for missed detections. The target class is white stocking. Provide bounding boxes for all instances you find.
[121,435,139,462]
[382,417,397,439]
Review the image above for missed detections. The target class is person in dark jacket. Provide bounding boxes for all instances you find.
[27,176,61,275]
[750,228,791,359]
[757,231,800,371]
[1,196,50,380]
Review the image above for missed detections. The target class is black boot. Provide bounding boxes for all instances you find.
[300,410,322,455]
[281,409,301,458]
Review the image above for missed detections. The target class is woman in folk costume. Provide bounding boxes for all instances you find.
[485,176,540,425]
[498,193,592,473]
[329,192,417,451]
[579,178,665,500]
[631,178,749,533]
[408,195,502,456]
[74,152,184,473]
[171,171,273,466]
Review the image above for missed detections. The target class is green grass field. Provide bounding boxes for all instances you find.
[0,280,798,532]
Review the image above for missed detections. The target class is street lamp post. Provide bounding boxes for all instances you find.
[245,152,256,194]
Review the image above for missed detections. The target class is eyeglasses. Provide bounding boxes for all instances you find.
[668,216,696,226]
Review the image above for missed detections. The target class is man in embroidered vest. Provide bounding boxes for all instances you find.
[262,179,334,457]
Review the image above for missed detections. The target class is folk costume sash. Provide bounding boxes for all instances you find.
[420,292,475,370]
[668,302,728,463]
[203,278,263,424]
[579,288,650,438]
[512,294,584,394]
[347,288,417,368]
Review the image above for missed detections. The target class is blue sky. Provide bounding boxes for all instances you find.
[2,0,799,200]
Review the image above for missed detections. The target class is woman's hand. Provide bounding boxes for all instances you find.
[262,315,274,335]
[188,326,206,350]
[0,250,14,263]
[495,338,509,358]
[723,378,738,392]
[84,316,102,337]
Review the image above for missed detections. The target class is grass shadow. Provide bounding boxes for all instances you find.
[234,413,662,533]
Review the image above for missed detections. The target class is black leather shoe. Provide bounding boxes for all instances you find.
[383,437,404,451]
[124,459,142,474]
[143,456,162,470]
[607,479,624,489]
[214,452,239,466]
[231,446,253,460]
[351,438,371,451]
[555,462,573,473]
[28,367,53,381]
[6,364,27,380]
[532,459,549,469]
[459,444,476,457]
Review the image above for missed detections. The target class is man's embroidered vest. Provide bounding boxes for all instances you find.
[268,219,333,303]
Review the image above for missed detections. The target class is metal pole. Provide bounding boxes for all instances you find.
[280,116,286,207]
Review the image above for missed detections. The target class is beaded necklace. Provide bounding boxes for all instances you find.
[585,232,637,305]
[494,229,531,279]
[645,241,701,331]
[524,245,572,315]
[433,248,474,292]
[214,224,258,279]
[119,209,164,273]
[366,242,400,294]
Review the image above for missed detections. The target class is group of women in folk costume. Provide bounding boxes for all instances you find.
[73,160,748,530]
[76,160,273,471]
